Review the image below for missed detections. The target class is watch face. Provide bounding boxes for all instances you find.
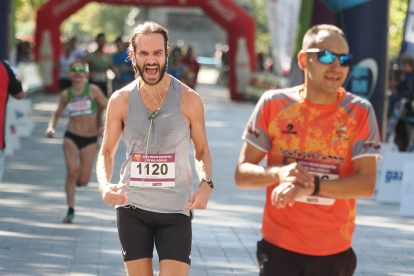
[202,179,213,188]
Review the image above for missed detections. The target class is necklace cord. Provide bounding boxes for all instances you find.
[124,80,162,209]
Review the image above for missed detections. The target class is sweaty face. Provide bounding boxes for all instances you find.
[133,34,167,86]
[305,32,350,94]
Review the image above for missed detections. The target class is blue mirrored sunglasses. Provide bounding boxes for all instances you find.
[70,67,86,72]
[306,49,353,67]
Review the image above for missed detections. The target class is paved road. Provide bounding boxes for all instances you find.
[0,82,414,275]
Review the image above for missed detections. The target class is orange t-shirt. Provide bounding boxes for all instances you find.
[242,85,382,256]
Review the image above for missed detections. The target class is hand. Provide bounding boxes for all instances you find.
[276,162,314,189]
[184,183,212,210]
[98,126,104,137]
[271,182,314,209]
[46,127,55,138]
[101,183,128,206]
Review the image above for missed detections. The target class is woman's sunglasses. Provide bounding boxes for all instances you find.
[70,67,86,72]
[306,49,353,67]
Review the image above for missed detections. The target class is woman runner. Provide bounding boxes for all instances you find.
[46,59,108,223]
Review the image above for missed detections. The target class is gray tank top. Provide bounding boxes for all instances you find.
[118,77,193,216]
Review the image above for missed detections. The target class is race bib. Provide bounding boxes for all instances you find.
[92,71,107,82]
[68,96,92,116]
[130,153,175,188]
[284,157,338,205]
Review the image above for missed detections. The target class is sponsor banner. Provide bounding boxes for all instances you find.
[401,161,414,217]
[400,0,414,56]
[266,0,302,76]
[336,0,388,138]
[377,152,414,204]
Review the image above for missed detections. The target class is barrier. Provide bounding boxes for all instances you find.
[376,151,414,204]
[4,97,34,156]
[401,161,414,217]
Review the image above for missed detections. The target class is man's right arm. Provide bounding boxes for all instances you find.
[96,90,128,206]
[234,141,314,190]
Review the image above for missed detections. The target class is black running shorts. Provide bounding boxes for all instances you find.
[257,239,356,276]
[117,206,192,265]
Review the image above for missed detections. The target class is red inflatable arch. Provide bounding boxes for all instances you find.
[34,0,256,100]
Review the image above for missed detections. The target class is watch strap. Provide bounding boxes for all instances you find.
[200,179,213,189]
[312,176,320,195]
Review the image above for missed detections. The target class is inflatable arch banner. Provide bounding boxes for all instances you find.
[34,0,256,100]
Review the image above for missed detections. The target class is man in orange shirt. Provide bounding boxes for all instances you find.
[234,24,382,275]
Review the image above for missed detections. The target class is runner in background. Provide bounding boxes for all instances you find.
[235,24,382,275]
[84,33,114,98]
[181,46,199,89]
[167,47,194,88]
[58,40,75,91]
[46,60,108,223]
[112,37,135,92]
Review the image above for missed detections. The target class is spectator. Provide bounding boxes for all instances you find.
[58,41,75,91]
[181,46,200,89]
[0,61,25,184]
[388,57,414,117]
[257,52,265,72]
[112,37,135,92]
[167,47,193,87]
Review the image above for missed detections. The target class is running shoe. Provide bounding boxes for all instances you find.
[62,213,74,223]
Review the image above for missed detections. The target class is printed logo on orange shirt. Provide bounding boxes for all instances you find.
[247,125,260,138]
[364,141,381,149]
[333,126,349,145]
[282,124,297,135]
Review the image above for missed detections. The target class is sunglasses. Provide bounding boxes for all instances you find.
[306,49,353,67]
[70,67,86,72]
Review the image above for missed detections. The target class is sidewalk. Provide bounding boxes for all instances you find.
[0,82,413,275]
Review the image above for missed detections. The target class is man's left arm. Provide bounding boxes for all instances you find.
[273,157,376,208]
[182,88,212,210]
[318,156,376,198]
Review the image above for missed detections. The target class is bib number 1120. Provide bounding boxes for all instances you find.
[137,163,168,175]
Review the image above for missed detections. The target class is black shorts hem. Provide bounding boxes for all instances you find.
[64,131,97,150]
[117,207,192,265]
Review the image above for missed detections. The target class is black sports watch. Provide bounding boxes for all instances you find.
[200,179,214,189]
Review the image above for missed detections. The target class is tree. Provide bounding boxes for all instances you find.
[14,0,130,43]
[236,0,270,54]
[389,0,409,61]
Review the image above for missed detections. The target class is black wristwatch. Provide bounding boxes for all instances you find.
[312,176,320,195]
[200,179,214,189]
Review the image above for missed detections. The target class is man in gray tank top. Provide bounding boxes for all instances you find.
[96,21,213,276]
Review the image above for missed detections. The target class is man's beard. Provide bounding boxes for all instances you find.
[136,61,167,86]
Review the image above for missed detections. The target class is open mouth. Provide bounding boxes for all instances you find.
[325,76,341,82]
[145,65,159,78]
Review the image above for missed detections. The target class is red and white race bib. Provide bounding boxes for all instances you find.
[130,153,175,188]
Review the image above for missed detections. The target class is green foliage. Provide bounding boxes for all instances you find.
[61,3,130,42]
[14,0,130,43]
[12,0,413,61]
[237,0,270,54]
[389,0,409,61]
